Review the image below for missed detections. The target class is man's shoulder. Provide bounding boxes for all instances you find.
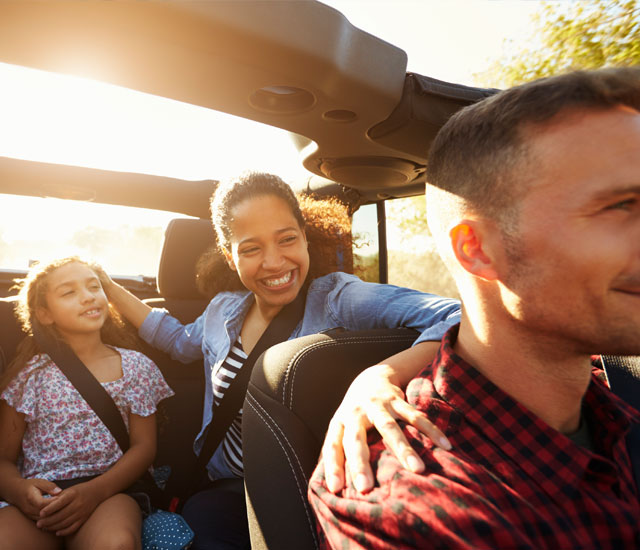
[310,439,529,550]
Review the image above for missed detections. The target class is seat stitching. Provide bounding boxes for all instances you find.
[245,391,319,547]
[285,335,416,409]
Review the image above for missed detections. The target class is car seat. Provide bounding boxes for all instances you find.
[243,327,419,550]
[142,217,215,492]
[143,217,215,324]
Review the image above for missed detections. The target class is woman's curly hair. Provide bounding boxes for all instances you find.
[196,172,353,298]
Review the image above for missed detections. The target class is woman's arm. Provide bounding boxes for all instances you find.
[101,275,153,330]
[0,401,61,520]
[321,276,460,492]
[321,341,451,494]
[37,412,156,536]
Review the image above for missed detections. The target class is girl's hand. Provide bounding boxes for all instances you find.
[321,360,451,494]
[36,482,101,536]
[13,478,61,521]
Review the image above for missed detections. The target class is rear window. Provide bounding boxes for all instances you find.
[0,193,191,277]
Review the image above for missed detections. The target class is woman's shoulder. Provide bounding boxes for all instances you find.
[207,289,251,306]
[203,289,252,320]
[309,271,360,291]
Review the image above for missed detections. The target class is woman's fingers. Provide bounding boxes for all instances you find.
[342,416,373,493]
[388,399,451,452]
[321,418,347,493]
[366,403,425,474]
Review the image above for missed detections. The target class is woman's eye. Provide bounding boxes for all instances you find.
[62,290,74,297]
[280,235,297,245]
[240,247,259,256]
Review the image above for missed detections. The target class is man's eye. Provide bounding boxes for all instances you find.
[62,291,74,297]
[605,198,637,211]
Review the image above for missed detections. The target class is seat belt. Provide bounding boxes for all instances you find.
[178,290,307,508]
[32,326,167,504]
[601,355,640,491]
[32,326,130,451]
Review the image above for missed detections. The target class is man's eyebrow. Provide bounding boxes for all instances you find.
[591,184,640,202]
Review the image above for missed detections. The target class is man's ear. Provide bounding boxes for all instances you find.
[36,307,54,326]
[449,220,499,281]
[223,248,237,272]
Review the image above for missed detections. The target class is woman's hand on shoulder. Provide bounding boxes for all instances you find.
[321,342,451,494]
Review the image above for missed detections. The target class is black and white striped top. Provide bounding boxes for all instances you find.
[212,337,248,477]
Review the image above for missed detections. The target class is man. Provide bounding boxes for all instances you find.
[309,67,640,549]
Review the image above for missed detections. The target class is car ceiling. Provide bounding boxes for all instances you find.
[0,0,495,218]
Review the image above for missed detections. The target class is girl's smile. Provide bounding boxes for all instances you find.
[36,262,109,337]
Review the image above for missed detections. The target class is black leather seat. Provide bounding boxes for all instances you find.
[243,327,419,550]
[142,218,215,489]
[143,217,215,324]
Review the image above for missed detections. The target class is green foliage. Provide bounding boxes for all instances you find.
[386,195,428,235]
[475,0,640,87]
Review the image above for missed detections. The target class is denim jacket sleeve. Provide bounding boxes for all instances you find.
[138,306,206,363]
[319,273,461,345]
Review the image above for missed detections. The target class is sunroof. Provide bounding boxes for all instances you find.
[0,62,313,184]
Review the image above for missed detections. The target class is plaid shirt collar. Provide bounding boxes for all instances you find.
[431,325,640,502]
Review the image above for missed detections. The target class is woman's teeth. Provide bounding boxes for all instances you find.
[263,271,292,287]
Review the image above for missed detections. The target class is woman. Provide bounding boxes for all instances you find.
[106,172,460,549]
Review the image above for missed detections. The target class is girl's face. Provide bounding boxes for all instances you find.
[36,262,109,338]
[225,194,309,317]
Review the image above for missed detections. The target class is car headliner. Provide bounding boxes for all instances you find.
[0,0,495,217]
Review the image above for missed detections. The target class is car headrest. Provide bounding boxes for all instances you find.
[157,218,215,300]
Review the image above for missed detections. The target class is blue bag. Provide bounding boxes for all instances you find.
[142,509,194,550]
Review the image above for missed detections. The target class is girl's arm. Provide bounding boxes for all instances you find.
[0,400,61,520]
[321,341,451,494]
[36,412,156,536]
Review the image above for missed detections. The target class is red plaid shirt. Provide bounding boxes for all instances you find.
[309,326,640,549]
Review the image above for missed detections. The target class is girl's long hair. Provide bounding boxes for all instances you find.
[0,257,142,392]
[196,174,354,298]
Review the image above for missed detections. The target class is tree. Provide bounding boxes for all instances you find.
[475,0,640,87]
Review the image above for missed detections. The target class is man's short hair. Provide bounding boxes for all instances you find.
[426,67,640,227]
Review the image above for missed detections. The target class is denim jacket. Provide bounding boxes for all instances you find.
[139,272,461,477]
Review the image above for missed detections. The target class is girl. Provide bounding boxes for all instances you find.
[105,172,462,549]
[0,257,174,550]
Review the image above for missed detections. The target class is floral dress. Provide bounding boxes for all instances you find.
[0,348,174,508]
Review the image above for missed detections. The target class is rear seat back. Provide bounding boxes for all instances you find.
[144,217,215,324]
[0,298,22,373]
[243,327,419,550]
[142,218,215,486]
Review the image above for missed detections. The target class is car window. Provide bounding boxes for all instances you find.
[386,196,459,299]
[351,203,380,283]
[0,193,192,277]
